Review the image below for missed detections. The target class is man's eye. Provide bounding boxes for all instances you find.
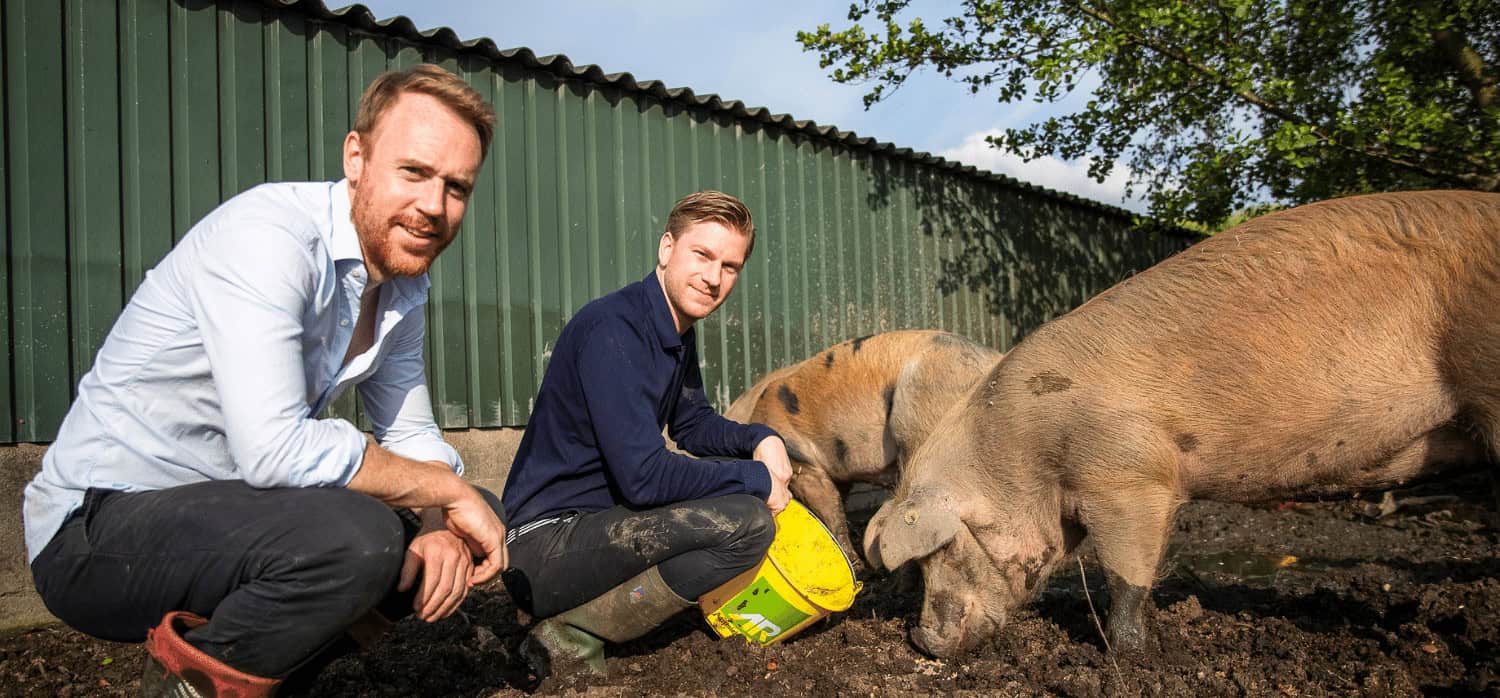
[448,183,471,200]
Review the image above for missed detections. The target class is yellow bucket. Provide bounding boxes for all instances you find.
[699,499,861,645]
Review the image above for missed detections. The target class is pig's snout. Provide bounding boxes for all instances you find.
[911,624,967,658]
[910,599,1002,658]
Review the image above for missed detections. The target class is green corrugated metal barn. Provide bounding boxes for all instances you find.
[0,0,1196,444]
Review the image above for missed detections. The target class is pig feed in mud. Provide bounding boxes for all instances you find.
[724,330,1002,565]
[863,191,1500,658]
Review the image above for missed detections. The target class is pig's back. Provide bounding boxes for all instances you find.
[1002,190,1500,499]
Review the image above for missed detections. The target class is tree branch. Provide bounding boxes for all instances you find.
[1433,28,1498,110]
[1071,1,1479,188]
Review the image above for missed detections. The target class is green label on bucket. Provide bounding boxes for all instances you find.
[715,578,813,644]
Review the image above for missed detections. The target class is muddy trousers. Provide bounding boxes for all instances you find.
[29,480,503,679]
[502,493,775,618]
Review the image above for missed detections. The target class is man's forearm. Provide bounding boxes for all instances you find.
[349,442,509,584]
[346,442,471,509]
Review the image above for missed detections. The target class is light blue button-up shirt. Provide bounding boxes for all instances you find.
[24,180,463,562]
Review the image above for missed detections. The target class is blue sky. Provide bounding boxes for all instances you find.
[346,0,1143,212]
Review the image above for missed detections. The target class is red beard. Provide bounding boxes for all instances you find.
[350,184,451,279]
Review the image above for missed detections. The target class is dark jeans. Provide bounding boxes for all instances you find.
[502,493,775,619]
[29,480,503,678]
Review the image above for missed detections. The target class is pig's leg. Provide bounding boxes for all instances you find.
[1079,482,1178,653]
[790,463,861,570]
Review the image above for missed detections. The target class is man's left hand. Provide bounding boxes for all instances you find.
[400,511,475,622]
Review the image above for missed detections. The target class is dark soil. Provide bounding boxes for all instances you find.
[5,472,1497,697]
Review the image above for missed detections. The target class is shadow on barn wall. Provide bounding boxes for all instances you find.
[864,161,1196,343]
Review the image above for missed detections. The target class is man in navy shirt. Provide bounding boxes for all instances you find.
[501,190,792,678]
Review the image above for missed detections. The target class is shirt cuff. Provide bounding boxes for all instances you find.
[291,419,370,488]
[741,423,780,454]
[382,436,465,476]
[740,459,773,500]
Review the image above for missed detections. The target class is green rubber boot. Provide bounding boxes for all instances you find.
[520,566,693,678]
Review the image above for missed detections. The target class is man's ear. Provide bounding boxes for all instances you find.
[657,231,674,269]
[342,131,366,185]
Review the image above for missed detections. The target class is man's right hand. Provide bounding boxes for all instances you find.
[754,435,794,515]
[441,488,508,585]
[766,475,791,515]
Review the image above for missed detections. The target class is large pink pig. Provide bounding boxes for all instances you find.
[864,191,1498,657]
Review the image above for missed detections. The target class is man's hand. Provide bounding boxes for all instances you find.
[755,435,794,515]
[348,447,508,585]
[441,487,509,585]
[400,510,474,622]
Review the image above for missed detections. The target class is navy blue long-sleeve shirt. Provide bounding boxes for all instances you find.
[501,272,777,528]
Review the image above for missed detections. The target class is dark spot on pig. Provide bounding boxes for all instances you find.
[1175,433,1199,453]
[882,383,896,419]
[834,438,849,465]
[1307,452,1319,468]
[777,384,800,415]
[1027,560,1049,592]
[824,351,835,369]
[1018,549,1055,593]
[1336,440,1346,448]
[783,439,811,465]
[852,334,874,353]
[927,590,962,622]
[1237,473,1248,480]
[1026,371,1072,396]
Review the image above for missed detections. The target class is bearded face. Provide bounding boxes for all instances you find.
[343,92,482,281]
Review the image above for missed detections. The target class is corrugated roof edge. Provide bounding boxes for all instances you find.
[276,0,1197,238]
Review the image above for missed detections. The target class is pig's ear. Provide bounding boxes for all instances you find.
[865,492,962,570]
[861,499,898,570]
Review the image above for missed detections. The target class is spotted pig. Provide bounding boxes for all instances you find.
[724,330,1003,565]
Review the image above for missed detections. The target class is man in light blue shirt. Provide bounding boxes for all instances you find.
[24,64,507,697]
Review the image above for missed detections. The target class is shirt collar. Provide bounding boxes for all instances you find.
[329,180,364,264]
[643,270,685,350]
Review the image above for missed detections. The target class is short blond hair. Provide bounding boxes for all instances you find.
[665,191,757,260]
[354,64,496,159]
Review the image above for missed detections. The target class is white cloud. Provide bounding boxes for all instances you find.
[938,129,1145,212]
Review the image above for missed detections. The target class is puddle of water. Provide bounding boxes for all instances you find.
[1172,550,1338,586]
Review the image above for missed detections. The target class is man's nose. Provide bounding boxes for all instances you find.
[702,262,722,288]
[414,179,446,219]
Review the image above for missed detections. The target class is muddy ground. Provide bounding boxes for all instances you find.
[4,471,1497,697]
